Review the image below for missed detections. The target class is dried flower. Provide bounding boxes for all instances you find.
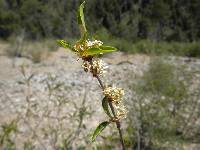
[82,61,91,72]
[110,104,128,122]
[73,42,86,55]
[91,59,108,76]
[115,104,128,120]
[103,86,124,104]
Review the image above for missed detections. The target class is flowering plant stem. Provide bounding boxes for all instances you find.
[57,1,127,149]
[89,60,126,150]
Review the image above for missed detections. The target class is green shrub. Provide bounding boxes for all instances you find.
[43,39,59,52]
[6,34,26,57]
[143,58,176,96]
[27,42,48,63]
[95,28,135,53]
[185,42,200,57]
[94,30,200,57]
[5,37,59,63]
[124,57,191,149]
[91,28,200,57]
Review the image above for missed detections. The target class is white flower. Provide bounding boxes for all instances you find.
[91,59,108,76]
[86,39,103,47]
[109,104,128,122]
[115,104,128,120]
[103,86,124,104]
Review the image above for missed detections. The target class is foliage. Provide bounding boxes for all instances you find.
[27,42,46,63]
[5,37,58,63]
[0,120,18,150]
[91,121,110,142]
[0,65,93,149]
[0,0,200,43]
[123,57,200,149]
[95,29,200,57]
[2,0,200,58]
[58,1,117,58]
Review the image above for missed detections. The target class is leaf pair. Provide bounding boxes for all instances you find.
[91,97,112,142]
[57,39,117,57]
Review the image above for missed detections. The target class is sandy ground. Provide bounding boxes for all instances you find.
[0,42,199,149]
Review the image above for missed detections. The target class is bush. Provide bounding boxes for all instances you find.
[5,37,59,63]
[94,29,200,57]
[6,34,26,57]
[142,58,177,96]
[43,39,59,52]
[95,28,136,53]
[123,57,197,149]
[185,42,200,57]
[27,43,44,63]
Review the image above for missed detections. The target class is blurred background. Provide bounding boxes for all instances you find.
[0,0,200,149]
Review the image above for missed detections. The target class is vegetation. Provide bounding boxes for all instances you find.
[0,65,93,149]
[5,36,57,63]
[95,28,200,57]
[121,57,200,149]
[0,0,200,57]
[58,2,127,149]
[0,0,200,42]
[0,1,199,149]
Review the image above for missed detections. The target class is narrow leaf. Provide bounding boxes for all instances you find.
[92,121,110,142]
[99,46,117,51]
[102,97,112,118]
[57,40,72,49]
[77,1,87,33]
[83,47,101,56]
[84,47,116,56]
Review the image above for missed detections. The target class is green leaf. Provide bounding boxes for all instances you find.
[99,46,117,51]
[84,47,116,56]
[77,1,87,33]
[92,121,110,142]
[83,47,101,56]
[57,40,72,49]
[102,97,112,118]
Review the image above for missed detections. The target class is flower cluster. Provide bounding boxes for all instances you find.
[86,40,103,47]
[91,60,108,76]
[103,86,127,121]
[73,39,103,55]
[103,86,124,104]
[114,104,128,121]
[82,59,108,76]
[73,42,85,53]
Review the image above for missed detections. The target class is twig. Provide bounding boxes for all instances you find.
[89,59,126,150]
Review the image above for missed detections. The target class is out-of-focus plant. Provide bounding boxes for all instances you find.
[125,57,200,149]
[0,120,18,150]
[0,64,93,149]
[57,1,128,149]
